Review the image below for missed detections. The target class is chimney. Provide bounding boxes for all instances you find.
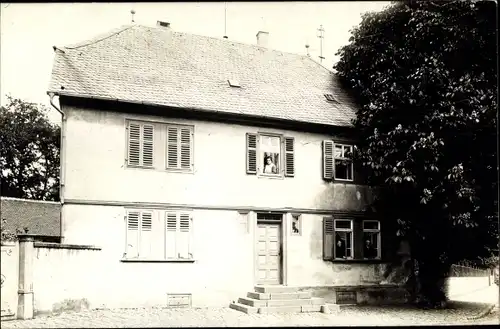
[157,21,172,46]
[157,21,171,29]
[256,31,269,48]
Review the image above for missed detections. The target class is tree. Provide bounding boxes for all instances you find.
[0,96,60,201]
[334,0,497,307]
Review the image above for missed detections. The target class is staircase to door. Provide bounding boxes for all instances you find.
[229,286,325,314]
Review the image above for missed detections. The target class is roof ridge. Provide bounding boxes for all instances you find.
[0,196,61,205]
[64,24,134,50]
[134,24,310,60]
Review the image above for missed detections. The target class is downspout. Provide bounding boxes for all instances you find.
[49,92,65,242]
[48,92,65,201]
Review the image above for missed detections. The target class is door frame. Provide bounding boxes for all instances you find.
[253,212,287,286]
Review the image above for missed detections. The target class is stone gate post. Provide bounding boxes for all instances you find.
[17,235,34,320]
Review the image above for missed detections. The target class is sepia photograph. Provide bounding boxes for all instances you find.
[0,1,498,327]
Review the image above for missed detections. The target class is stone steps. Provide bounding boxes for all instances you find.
[229,286,326,314]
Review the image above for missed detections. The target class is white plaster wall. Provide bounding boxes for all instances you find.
[62,106,372,211]
[53,204,254,309]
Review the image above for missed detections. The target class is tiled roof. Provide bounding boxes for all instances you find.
[48,24,358,127]
[0,197,61,237]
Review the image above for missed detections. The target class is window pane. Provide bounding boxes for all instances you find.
[335,220,352,229]
[335,231,352,258]
[363,220,379,230]
[335,159,352,180]
[344,146,353,158]
[262,151,280,174]
[363,232,379,259]
[334,145,343,158]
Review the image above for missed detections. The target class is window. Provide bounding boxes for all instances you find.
[127,122,154,167]
[246,133,294,177]
[165,211,193,260]
[125,210,154,259]
[334,219,353,259]
[166,125,193,171]
[363,220,381,259]
[125,209,193,261]
[126,120,194,171]
[323,217,381,261]
[291,214,301,236]
[322,141,354,181]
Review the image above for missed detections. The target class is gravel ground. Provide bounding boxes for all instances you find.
[1,303,499,328]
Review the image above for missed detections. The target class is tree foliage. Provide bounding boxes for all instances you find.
[334,0,497,306]
[0,96,60,201]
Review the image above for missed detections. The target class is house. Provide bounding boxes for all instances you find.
[46,21,403,311]
[0,197,61,243]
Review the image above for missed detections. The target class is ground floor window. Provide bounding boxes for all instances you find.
[125,208,193,260]
[323,217,381,261]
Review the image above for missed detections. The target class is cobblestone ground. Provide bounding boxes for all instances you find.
[1,304,499,328]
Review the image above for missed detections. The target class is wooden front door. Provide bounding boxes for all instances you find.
[256,222,282,285]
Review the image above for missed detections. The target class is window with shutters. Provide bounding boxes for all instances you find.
[323,217,382,261]
[165,211,193,260]
[323,141,354,181]
[127,121,154,168]
[246,133,294,177]
[166,125,194,171]
[125,209,193,261]
[125,210,154,259]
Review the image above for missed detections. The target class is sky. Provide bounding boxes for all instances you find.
[0,1,391,123]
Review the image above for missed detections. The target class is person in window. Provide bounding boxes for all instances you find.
[364,239,377,259]
[335,234,346,259]
[263,155,277,174]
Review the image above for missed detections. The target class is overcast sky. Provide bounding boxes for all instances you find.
[0,1,390,122]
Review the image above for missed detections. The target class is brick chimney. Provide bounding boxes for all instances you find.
[256,31,269,48]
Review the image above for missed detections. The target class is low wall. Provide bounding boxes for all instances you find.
[446,276,496,303]
[32,243,102,315]
[299,285,409,305]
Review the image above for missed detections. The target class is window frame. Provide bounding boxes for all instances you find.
[323,217,383,263]
[258,132,284,178]
[126,120,155,169]
[333,143,354,182]
[362,220,381,260]
[333,219,354,260]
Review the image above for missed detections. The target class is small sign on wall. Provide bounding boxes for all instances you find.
[291,213,301,236]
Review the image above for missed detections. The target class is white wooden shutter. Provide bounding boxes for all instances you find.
[178,213,191,259]
[323,217,334,260]
[167,126,179,169]
[284,137,295,177]
[126,211,140,258]
[323,140,334,180]
[128,123,141,166]
[246,133,257,174]
[165,212,177,259]
[180,127,192,170]
[140,211,153,258]
[142,124,154,167]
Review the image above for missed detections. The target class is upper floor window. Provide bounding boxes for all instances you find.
[127,122,154,167]
[322,141,354,182]
[363,220,381,259]
[126,120,193,172]
[166,125,193,171]
[246,133,295,177]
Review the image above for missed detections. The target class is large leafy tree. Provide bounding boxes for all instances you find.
[0,96,60,201]
[334,0,497,307]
